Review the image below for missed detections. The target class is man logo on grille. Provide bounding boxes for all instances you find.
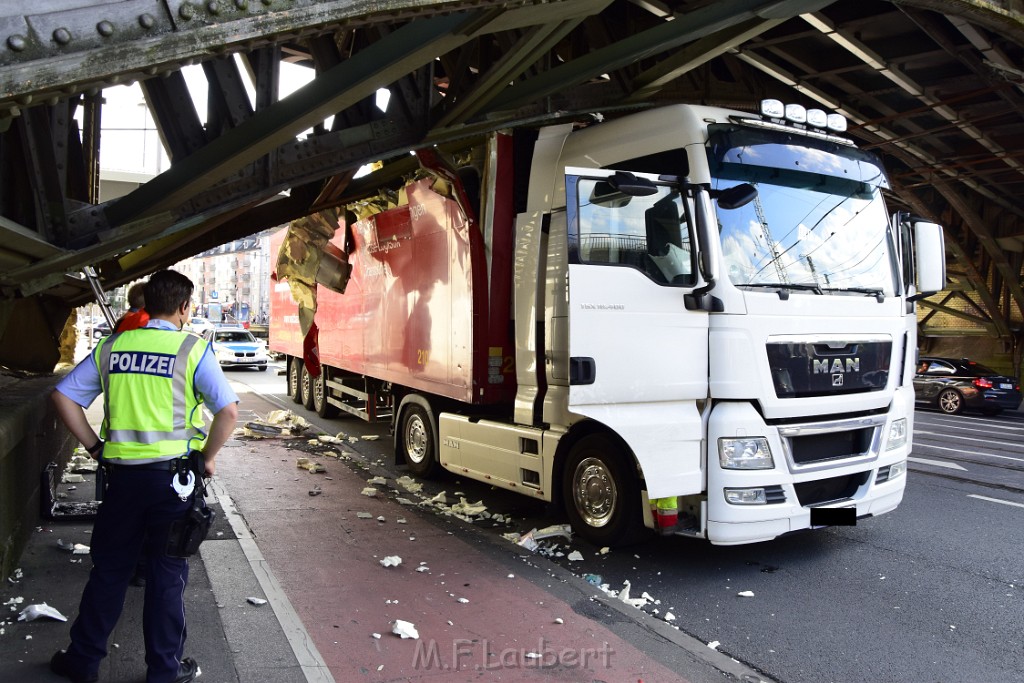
[832,374,844,386]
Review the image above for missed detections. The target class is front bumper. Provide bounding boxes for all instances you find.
[705,400,909,546]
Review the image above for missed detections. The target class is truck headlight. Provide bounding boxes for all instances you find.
[718,437,774,470]
[886,418,907,451]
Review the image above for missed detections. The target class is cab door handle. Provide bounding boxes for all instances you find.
[569,357,596,385]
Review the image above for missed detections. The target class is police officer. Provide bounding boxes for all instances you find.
[50,269,239,683]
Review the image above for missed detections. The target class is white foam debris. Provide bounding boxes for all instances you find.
[372,633,381,639]
[380,556,402,568]
[396,498,415,506]
[457,597,469,604]
[425,491,448,506]
[450,498,487,517]
[396,518,408,524]
[554,618,564,625]
[567,551,584,562]
[247,597,268,606]
[599,547,611,555]
[664,612,676,622]
[17,603,67,622]
[707,640,720,650]
[415,566,430,573]
[368,476,387,486]
[391,620,419,639]
[377,515,386,522]
[737,590,755,598]
[356,512,373,519]
[361,487,378,497]
[395,476,423,493]
[362,435,380,441]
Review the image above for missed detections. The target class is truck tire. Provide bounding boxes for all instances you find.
[288,357,302,404]
[312,370,338,418]
[400,404,440,477]
[938,388,964,415]
[300,364,315,410]
[562,434,644,547]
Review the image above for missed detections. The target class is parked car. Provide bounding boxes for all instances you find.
[91,321,111,339]
[202,326,269,370]
[186,316,215,336]
[913,357,1021,415]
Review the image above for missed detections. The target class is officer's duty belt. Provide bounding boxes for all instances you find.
[105,458,188,471]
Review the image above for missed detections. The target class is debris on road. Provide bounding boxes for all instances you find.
[368,476,387,486]
[17,603,67,622]
[379,556,402,568]
[567,550,584,562]
[391,620,419,639]
[246,597,268,606]
[356,512,373,519]
[361,487,378,497]
[737,590,755,598]
[396,476,423,493]
[707,640,720,650]
[57,539,90,554]
[295,458,325,473]
[309,486,322,497]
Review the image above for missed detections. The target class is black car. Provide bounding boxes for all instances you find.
[91,321,111,339]
[913,357,1022,415]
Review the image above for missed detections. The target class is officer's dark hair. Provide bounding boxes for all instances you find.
[144,270,194,316]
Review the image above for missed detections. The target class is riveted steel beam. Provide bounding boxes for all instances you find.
[104,11,491,226]
[488,0,834,112]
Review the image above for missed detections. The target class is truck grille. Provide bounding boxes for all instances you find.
[794,472,869,506]
[790,428,873,465]
[767,339,891,398]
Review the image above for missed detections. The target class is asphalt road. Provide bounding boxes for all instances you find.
[224,362,1024,683]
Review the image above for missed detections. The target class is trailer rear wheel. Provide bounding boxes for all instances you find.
[400,404,440,477]
[300,364,315,410]
[287,357,302,404]
[312,370,338,418]
[562,435,643,547]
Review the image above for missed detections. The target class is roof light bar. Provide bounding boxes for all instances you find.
[760,99,784,118]
[759,99,848,133]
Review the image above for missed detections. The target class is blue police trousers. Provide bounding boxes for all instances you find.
[65,464,192,683]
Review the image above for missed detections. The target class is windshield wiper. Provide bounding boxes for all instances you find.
[740,282,823,299]
[823,287,885,301]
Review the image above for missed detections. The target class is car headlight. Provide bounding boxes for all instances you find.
[886,418,907,451]
[214,346,234,360]
[718,437,774,470]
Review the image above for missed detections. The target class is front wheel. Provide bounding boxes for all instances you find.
[287,358,302,404]
[400,404,440,477]
[938,388,964,415]
[561,434,644,547]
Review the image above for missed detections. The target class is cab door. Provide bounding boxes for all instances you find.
[564,169,709,498]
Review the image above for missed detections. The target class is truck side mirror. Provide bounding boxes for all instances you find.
[909,220,945,301]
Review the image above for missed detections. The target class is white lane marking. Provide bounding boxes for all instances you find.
[913,442,1024,464]
[967,494,1024,510]
[915,421,1024,435]
[912,431,1024,451]
[908,456,967,471]
[208,480,335,683]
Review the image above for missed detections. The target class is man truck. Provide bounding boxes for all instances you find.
[270,100,945,546]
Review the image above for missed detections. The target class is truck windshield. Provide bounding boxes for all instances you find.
[706,123,897,297]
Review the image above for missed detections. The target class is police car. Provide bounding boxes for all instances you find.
[202,326,270,370]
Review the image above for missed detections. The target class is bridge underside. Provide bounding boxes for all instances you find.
[1,0,1023,370]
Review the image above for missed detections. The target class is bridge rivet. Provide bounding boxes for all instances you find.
[53,28,72,45]
[261,0,272,5]
[207,1,220,15]
[96,21,115,37]
[179,3,195,19]
[7,34,27,52]
[138,14,155,29]
[235,0,248,8]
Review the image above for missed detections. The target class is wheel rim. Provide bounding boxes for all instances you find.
[301,369,311,401]
[940,390,960,413]
[404,413,428,464]
[572,457,617,528]
[313,373,324,409]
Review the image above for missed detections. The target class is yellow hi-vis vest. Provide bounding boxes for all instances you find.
[94,328,209,463]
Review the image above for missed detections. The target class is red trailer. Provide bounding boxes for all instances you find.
[270,144,517,427]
